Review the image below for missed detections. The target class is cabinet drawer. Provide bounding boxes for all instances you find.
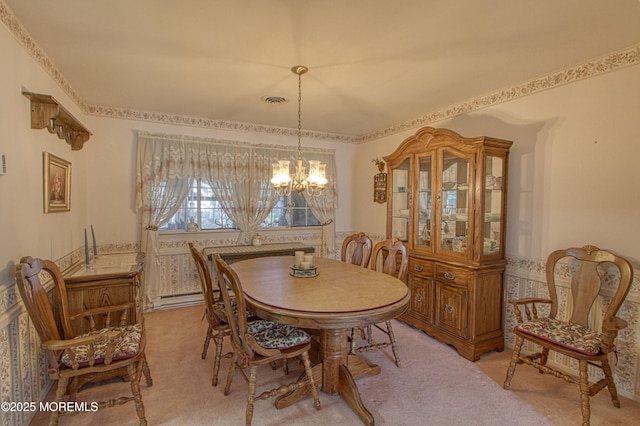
[408,258,434,277]
[434,264,468,286]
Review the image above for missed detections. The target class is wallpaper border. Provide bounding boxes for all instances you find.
[2,2,639,144]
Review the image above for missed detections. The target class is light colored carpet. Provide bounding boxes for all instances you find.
[30,305,639,425]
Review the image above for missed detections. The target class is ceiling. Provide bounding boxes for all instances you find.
[5,0,640,138]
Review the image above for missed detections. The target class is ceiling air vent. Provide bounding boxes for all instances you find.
[261,96,289,105]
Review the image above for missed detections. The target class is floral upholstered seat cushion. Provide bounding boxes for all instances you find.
[60,324,142,368]
[213,299,254,323]
[213,300,233,321]
[247,319,311,350]
[516,317,605,356]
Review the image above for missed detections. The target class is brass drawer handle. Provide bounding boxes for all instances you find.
[414,264,424,272]
[444,271,456,280]
[415,294,423,302]
[445,304,454,314]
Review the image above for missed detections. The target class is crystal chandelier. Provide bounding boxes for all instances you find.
[271,65,327,197]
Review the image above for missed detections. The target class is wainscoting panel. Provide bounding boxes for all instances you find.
[152,228,327,310]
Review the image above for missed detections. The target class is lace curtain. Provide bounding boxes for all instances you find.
[196,143,281,245]
[305,185,336,258]
[135,132,337,305]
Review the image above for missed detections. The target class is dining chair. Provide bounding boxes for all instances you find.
[503,245,634,426]
[351,238,408,367]
[340,232,372,268]
[189,243,235,386]
[213,253,321,426]
[15,256,152,425]
[342,232,372,355]
[192,245,285,379]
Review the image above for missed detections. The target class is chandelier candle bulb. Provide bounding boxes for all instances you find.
[271,160,291,187]
[308,161,328,188]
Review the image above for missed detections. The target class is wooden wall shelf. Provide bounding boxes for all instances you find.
[23,91,92,150]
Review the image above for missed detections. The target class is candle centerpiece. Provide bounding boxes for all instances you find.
[290,253,318,278]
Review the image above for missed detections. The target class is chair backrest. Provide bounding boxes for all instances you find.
[545,245,634,327]
[213,253,252,357]
[341,232,372,268]
[370,238,408,280]
[189,243,219,319]
[15,256,75,345]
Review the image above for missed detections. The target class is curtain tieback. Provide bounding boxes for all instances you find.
[146,225,159,231]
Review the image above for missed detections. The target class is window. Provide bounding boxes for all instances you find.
[160,180,320,231]
[263,190,321,228]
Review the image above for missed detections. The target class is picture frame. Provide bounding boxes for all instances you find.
[44,152,71,213]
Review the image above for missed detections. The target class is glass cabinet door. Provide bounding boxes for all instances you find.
[483,155,504,256]
[390,158,410,242]
[417,155,432,249]
[439,150,471,254]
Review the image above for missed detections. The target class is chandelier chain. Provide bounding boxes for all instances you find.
[297,70,302,160]
[271,65,326,197]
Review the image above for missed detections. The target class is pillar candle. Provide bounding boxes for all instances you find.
[91,225,98,257]
[294,251,305,266]
[304,255,313,265]
[84,229,90,265]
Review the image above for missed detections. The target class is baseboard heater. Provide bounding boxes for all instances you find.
[154,291,204,310]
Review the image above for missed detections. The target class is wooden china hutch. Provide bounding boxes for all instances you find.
[384,127,512,361]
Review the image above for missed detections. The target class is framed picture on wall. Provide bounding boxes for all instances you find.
[43,152,71,213]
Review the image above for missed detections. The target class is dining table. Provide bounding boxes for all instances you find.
[230,255,409,425]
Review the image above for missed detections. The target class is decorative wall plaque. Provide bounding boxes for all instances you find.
[373,158,387,203]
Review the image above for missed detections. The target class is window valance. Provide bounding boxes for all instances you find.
[135,131,337,211]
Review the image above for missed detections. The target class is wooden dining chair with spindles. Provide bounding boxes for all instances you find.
[350,238,408,367]
[15,256,152,425]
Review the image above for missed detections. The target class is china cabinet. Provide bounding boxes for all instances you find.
[383,127,512,361]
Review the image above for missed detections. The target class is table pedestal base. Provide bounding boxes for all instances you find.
[276,329,381,425]
[338,363,374,425]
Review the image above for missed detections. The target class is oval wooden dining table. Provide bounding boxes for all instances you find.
[230,255,409,425]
